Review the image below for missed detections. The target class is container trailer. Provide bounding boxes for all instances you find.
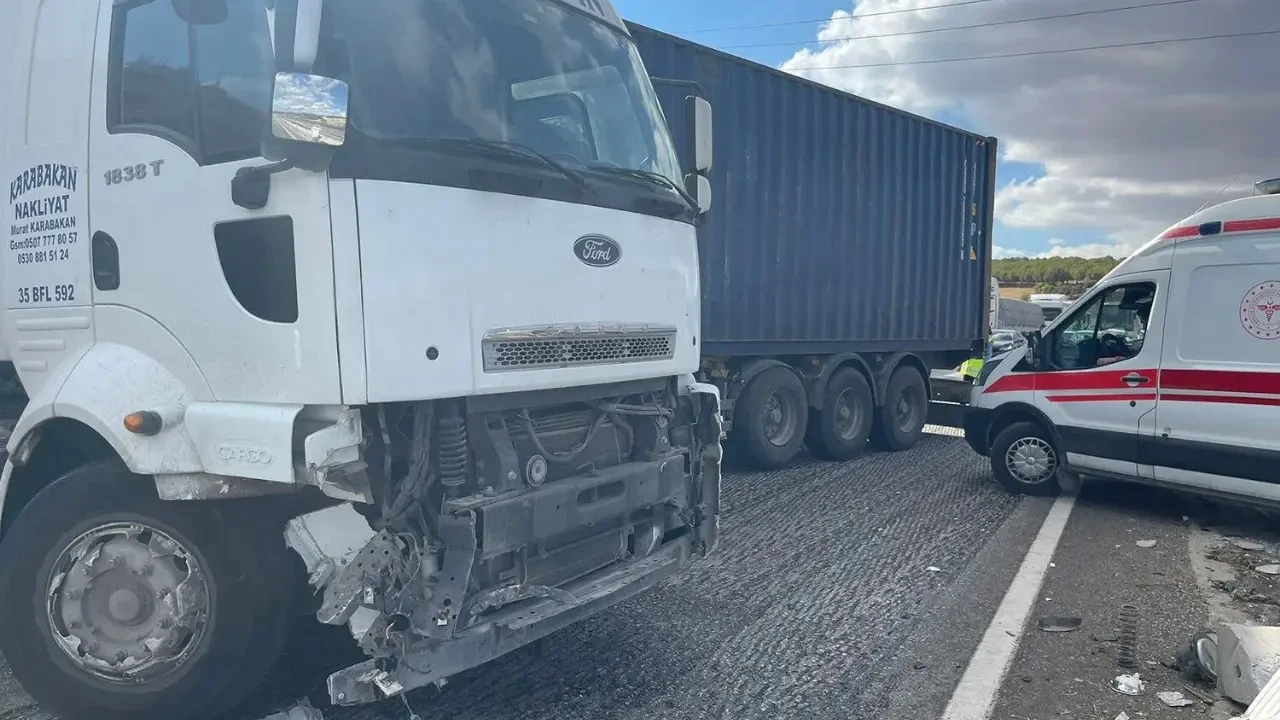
[630,24,997,468]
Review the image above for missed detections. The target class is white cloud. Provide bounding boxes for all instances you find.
[779,0,1279,250]
[992,245,1027,259]
[993,240,1129,259]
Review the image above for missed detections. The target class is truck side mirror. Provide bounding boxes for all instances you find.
[293,0,324,69]
[270,72,348,149]
[690,174,712,215]
[686,96,713,174]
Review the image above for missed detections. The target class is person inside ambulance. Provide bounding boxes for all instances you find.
[1049,285,1154,368]
[1092,287,1153,366]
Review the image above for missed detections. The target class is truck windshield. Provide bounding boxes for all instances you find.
[321,0,687,216]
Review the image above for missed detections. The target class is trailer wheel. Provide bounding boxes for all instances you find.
[872,366,928,451]
[0,461,289,720]
[990,421,1062,496]
[732,367,808,469]
[806,368,873,461]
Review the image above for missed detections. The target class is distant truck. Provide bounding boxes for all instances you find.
[991,279,1045,333]
[631,24,997,469]
[1029,293,1074,324]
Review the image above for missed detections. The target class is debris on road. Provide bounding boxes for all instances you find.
[1137,540,1158,548]
[1118,604,1140,668]
[1172,631,1220,684]
[1157,690,1195,707]
[1234,658,1280,720]
[1256,565,1280,576]
[258,700,325,720]
[1219,625,1280,705]
[1112,673,1147,696]
[1114,712,1130,720]
[1236,540,1268,552]
[1037,616,1082,632]
[926,566,943,573]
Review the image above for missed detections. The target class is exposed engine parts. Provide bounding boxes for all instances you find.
[295,381,721,704]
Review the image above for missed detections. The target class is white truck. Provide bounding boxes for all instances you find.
[1029,293,1073,324]
[0,1,723,718]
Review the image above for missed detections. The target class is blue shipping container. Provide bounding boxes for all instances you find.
[628,23,997,357]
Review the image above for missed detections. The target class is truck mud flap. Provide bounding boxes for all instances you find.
[326,536,693,706]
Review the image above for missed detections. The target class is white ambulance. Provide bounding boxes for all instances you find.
[965,177,1280,502]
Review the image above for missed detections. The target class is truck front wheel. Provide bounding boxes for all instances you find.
[872,366,928,451]
[806,367,873,461]
[732,366,809,469]
[0,461,288,720]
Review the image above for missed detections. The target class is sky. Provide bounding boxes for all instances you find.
[615,0,1280,259]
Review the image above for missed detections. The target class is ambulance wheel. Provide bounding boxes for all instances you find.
[806,368,873,461]
[733,367,808,469]
[990,422,1062,496]
[872,366,928,451]
[0,461,289,720]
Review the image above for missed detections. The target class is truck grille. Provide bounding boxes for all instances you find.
[482,324,677,372]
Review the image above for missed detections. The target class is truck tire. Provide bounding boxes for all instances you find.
[990,421,1062,496]
[805,367,873,461]
[0,461,290,720]
[732,366,808,469]
[872,366,928,451]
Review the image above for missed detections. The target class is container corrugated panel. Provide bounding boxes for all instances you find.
[628,23,997,356]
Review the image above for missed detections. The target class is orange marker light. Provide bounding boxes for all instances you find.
[123,411,162,436]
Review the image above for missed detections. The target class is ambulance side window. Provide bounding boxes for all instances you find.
[1047,283,1155,370]
[109,0,273,165]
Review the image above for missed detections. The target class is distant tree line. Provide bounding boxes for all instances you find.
[993,256,1121,288]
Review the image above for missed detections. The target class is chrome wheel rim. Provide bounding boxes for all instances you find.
[45,522,211,684]
[1005,437,1058,484]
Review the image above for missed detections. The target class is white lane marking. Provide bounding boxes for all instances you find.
[941,493,1077,720]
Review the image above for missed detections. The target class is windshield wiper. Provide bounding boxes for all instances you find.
[587,166,698,212]
[386,137,592,196]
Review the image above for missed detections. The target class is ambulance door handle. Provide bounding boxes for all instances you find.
[1121,373,1150,386]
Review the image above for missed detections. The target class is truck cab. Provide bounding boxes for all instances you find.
[966,178,1280,503]
[0,1,722,718]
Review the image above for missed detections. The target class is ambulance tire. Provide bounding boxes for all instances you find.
[0,461,290,720]
[990,421,1063,496]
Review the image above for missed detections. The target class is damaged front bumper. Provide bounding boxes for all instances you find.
[327,536,694,705]
[288,380,723,707]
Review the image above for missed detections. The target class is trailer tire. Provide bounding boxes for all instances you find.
[806,368,873,461]
[990,421,1062,496]
[0,461,289,720]
[872,366,928,451]
[731,366,808,469]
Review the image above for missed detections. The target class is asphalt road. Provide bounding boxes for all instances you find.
[0,428,1036,720]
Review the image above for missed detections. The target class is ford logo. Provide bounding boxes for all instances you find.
[573,235,621,267]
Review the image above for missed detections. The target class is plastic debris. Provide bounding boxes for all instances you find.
[1235,657,1280,719]
[1114,712,1129,720]
[1157,690,1194,707]
[1037,616,1082,633]
[926,566,943,573]
[1235,540,1267,551]
[258,700,325,720]
[1256,564,1280,576]
[1136,540,1157,548]
[1111,673,1147,696]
